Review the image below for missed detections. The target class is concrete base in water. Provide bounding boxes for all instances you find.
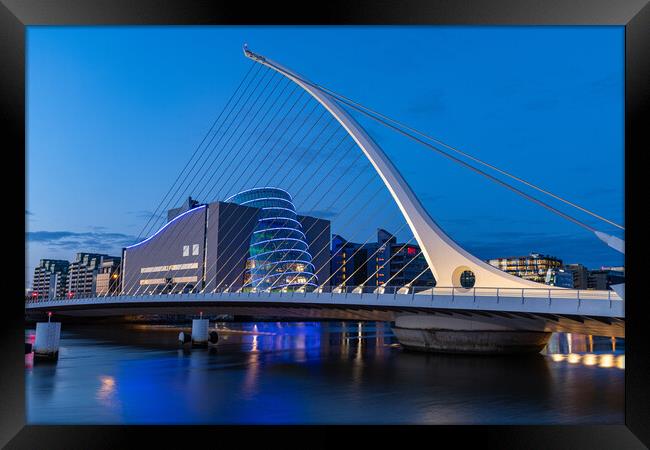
[392,314,551,355]
[392,327,551,355]
[191,319,209,348]
[34,350,60,361]
[33,322,61,361]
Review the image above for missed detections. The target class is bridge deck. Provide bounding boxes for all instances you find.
[26,288,624,317]
[26,289,624,338]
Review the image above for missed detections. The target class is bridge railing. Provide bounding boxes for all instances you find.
[24,284,621,306]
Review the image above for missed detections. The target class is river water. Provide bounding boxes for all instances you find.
[25,322,624,424]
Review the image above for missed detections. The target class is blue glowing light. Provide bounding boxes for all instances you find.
[271,282,319,289]
[250,237,309,248]
[248,249,312,260]
[258,217,302,225]
[253,227,307,238]
[244,270,317,281]
[228,187,318,291]
[224,186,294,203]
[239,197,294,207]
[250,260,315,270]
[260,206,298,214]
[125,205,206,249]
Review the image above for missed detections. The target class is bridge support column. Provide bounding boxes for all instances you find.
[33,322,61,361]
[191,319,209,348]
[391,315,551,355]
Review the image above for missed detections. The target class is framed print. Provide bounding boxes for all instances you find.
[2,0,648,448]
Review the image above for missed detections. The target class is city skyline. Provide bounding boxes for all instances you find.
[26,26,624,285]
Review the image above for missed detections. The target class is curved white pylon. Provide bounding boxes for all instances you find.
[244,48,559,289]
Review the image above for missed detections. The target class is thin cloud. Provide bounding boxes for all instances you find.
[461,231,623,268]
[26,230,139,252]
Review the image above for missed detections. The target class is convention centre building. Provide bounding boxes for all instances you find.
[121,188,330,295]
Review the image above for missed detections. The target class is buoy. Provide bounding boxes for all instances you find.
[178,331,192,345]
[209,330,219,345]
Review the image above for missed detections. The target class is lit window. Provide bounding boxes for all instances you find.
[192,244,199,255]
[183,245,189,257]
[460,270,476,288]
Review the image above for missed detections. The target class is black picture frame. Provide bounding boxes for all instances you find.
[2,1,648,448]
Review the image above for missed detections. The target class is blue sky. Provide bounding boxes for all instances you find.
[26,26,624,285]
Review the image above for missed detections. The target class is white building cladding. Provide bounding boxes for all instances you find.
[121,194,330,295]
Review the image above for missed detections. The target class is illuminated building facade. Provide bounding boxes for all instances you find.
[67,253,120,298]
[227,188,325,291]
[330,234,368,287]
[564,263,590,289]
[122,200,258,294]
[122,190,330,294]
[96,258,122,296]
[31,259,69,300]
[553,264,624,290]
[544,268,574,288]
[364,229,435,288]
[487,252,562,283]
[587,268,624,290]
[331,229,435,288]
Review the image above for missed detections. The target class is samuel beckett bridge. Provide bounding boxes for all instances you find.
[26,46,624,355]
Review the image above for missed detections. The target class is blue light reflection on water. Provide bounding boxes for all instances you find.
[25,322,623,424]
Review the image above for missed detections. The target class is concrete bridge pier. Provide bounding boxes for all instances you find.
[391,314,551,355]
[33,321,61,361]
[191,318,209,348]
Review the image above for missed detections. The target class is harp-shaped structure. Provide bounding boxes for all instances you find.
[244,46,557,290]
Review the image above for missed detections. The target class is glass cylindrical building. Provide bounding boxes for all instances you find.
[226,187,317,291]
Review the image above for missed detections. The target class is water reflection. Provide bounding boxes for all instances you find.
[544,332,624,371]
[25,323,624,425]
[550,353,624,369]
[97,375,118,408]
[545,333,623,355]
